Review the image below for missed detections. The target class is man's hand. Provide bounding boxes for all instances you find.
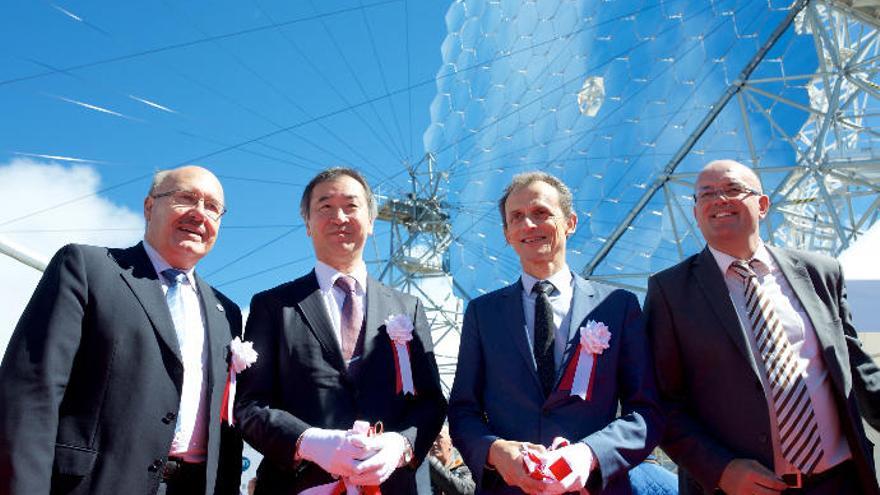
[718,459,787,495]
[296,428,378,477]
[487,439,548,494]
[538,442,594,495]
[348,432,409,486]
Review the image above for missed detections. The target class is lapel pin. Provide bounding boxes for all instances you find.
[216,303,225,312]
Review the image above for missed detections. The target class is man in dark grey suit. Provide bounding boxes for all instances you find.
[0,166,243,495]
[646,159,880,494]
[235,167,446,494]
[449,172,663,494]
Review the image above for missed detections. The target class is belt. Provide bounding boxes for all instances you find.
[782,460,853,489]
[162,457,206,482]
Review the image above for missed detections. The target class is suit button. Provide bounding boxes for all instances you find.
[542,409,550,417]
[148,459,164,472]
[162,412,177,424]
[759,434,768,444]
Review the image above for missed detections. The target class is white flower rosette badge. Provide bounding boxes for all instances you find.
[220,337,258,425]
[385,314,416,396]
[559,320,610,400]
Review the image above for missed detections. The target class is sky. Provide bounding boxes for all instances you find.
[2,0,880,354]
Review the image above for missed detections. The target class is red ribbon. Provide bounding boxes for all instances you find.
[557,344,599,400]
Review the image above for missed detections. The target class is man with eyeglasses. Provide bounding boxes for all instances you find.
[235,167,446,494]
[645,159,880,494]
[0,165,243,495]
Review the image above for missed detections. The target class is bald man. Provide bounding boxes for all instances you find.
[646,160,880,494]
[0,166,243,495]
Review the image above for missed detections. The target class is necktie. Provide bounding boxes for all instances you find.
[335,275,363,364]
[533,280,556,397]
[730,260,824,473]
[162,268,188,345]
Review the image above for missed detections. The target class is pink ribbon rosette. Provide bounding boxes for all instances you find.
[558,320,610,400]
[220,337,258,426]
[385,314,416,396]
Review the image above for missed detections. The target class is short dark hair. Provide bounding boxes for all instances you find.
[300,167,377,221]
[498,171,574,229]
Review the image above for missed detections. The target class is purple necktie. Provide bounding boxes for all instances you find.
[334,275,363,365]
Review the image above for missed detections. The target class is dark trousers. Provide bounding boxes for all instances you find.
[783,460,859,495]
[156,459,207,495]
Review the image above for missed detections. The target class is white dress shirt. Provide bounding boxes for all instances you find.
[709,244,850,475]
[520,266,574,371]
[144,241,209,463]
[314,260,369,362]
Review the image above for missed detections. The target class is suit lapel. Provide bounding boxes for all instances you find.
[501,280,543,393]
[363,277,390,362]
[116,243,183,365]
[195,274,229,391]
[767,246,845,392]
[296,271,347,372]
[559,276,598,378]
[692,247,762,381]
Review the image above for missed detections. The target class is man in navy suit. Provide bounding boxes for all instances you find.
[235,167,446,494]
[449,172,663,494]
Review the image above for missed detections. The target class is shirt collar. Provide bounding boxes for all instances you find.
[315,260,368,294]
[707,242,774,276]
[142,239,197,289]
[521,265,573,297]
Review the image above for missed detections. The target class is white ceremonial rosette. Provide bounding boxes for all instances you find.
[385,314,416,396]
[559,320,611,400]
[221,337,258,425]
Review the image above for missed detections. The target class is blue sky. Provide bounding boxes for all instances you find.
[3,0,879,346]
[0,0,451,312]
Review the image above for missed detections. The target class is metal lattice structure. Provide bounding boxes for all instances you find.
[376,154,463,394]
[419,0,880,298]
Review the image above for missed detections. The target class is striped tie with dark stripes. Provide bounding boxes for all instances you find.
[730,259,824,474]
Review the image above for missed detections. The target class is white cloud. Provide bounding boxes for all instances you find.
[0,159,143,353]
[839,220,880,281]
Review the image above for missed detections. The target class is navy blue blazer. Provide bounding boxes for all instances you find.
[448,274,663,494]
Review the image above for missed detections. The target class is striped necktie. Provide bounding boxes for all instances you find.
[729,259,824,473]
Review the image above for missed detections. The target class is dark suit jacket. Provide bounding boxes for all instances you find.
[235,271,447,494]
[448,275,663,494]
[0,243,243,495]
[646,245,880,495]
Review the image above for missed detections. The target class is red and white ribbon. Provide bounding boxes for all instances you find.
[385,314,415,395]
[559,321,610,400]
[220,337,258,425]
[521,437,573,482]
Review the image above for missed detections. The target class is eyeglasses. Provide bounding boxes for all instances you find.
[151,189,226,220]
[693,184,761,203]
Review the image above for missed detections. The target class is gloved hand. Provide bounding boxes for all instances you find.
[347,431,410,486]
[538,442,594,495]
[297,428,379,477]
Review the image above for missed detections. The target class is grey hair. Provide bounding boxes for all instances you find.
[300,167,378,221]
[498,171,574,229]
[148,170,173,196]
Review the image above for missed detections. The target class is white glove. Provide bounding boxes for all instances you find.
[297,428,378,477]
[347,432,410,486]
[538,442,594,495]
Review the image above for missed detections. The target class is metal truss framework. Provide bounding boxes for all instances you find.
[376,154,463,395]
[585,0,880,286]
